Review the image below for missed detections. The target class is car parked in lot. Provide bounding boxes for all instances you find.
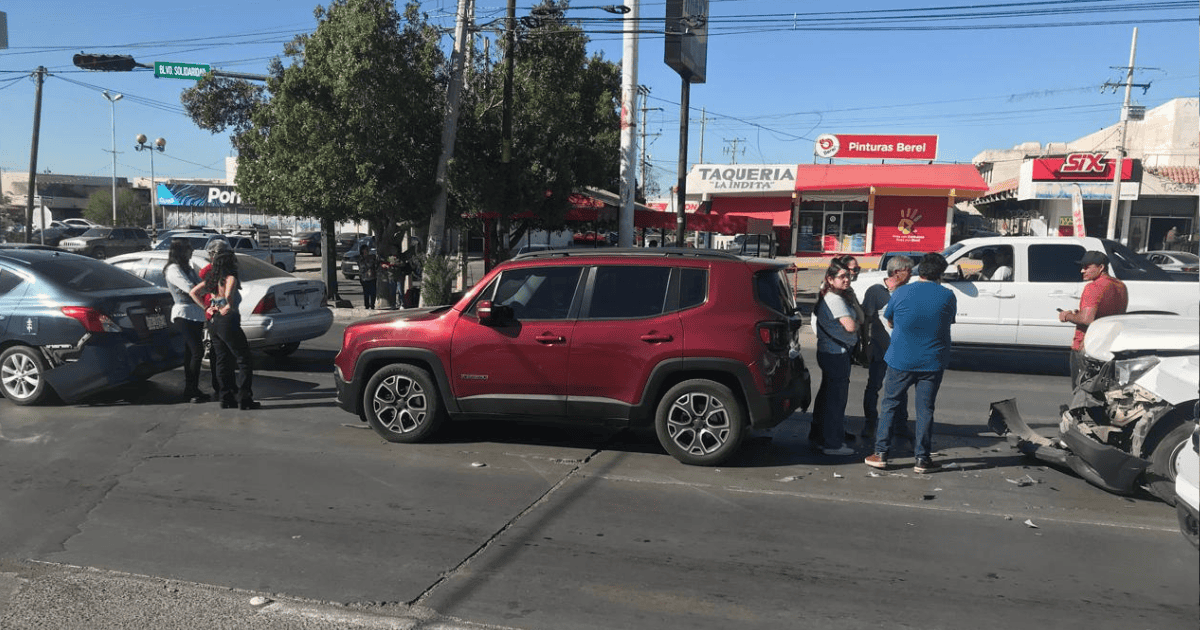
[29,225,87,247]
[724,233,776,258]
[334,248,811,465]
[853,236,1200,351]
[990,313,1199,504]
[58,227,151,260]
[336,232,368,255]
[340,236,375,280]
[292,231,323,256]
[1144,250,1199,273]
[108,251,333,357]
[0,248,184,405]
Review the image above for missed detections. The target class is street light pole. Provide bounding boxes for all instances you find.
[135,134,166,238]
[101,91,123,225]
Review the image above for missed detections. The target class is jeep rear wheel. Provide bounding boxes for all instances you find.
[364,364,444,443]
[655,379,745,466]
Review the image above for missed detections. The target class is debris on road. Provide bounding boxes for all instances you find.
[1023,519,1039,529]
[1006,474,1040,487]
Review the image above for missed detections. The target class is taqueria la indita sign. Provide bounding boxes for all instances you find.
[687,165,797,194]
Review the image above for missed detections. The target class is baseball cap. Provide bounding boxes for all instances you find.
[1075,251,1108,267]
[206,238,231,255]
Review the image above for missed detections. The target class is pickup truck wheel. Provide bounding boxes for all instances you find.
[655,379,745,466]
[0,346,51,405]
[1145,421,1192,505]
[364,364,444,443]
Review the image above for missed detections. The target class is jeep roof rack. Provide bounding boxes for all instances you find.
[512,247,748,262]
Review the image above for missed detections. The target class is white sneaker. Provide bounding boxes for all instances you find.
[822,445,855,456]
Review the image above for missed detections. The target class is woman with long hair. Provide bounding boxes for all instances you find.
[808,257,864,456]
[190,250,260,410]
[165,238,209,403]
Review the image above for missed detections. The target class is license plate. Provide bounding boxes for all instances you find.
[145,314,167,330]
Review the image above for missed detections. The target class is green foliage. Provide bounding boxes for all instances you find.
[451,1,621,228]
[181,75,267,144]
[417,252,457,306]
[84,189,145,226]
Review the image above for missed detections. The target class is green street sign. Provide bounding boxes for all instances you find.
[154,61,210,80]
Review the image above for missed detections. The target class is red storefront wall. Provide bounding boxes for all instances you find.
[871,196,950,252]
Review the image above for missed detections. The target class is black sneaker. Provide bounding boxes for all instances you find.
[913,458,942,474]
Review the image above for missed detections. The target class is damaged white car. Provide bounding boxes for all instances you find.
[989,313,1199,504]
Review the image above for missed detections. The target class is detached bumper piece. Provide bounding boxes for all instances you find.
[988,398,1148,496]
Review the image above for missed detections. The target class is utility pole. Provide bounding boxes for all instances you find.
[1103,27,1150,243]
[427,0,471,301]
[617,0,640,248]
[723,137,745,164]
[698,108,708,163]
[638,87,662,200]
[24,67,45,240]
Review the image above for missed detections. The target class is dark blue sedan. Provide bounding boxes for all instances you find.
[0,247,184,405]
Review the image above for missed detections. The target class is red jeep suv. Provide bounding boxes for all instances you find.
[334,248,810,465]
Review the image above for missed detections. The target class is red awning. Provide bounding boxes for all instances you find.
[793,164,988,197]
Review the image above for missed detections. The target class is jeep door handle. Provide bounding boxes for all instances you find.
[640,332,674,343]
[535,333,566,344]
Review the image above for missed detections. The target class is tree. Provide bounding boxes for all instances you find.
[84,189,144,226]
[182,0,446,307]
[451,1,621,264]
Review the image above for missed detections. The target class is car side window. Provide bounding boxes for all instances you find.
[680,268,708,310]
[109,260,145,278]
[587,266,671,319]
[1028,244,1086,282]
[487,266,582,320]
[0,268,26,296]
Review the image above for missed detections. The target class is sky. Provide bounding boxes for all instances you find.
[0,0,1196,200]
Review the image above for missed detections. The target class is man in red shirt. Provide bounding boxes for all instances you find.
[1059,250,1128,385]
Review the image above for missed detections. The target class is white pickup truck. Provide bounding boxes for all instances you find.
[226,236,296,272]
[853,236,1200,350]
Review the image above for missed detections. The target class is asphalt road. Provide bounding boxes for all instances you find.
[1,305,1195,629]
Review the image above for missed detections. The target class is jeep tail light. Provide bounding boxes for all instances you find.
[253,292,279,314]
[61,306,121,333]
[757,321,788,351]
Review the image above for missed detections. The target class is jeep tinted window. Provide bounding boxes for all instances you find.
[588,266,671,319]
[680,268,707,310]
[1028,244,1086,282]
[755,268,797,315]
[491,266,582,320]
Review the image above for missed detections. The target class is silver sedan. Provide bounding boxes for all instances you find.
[106,251,333,357]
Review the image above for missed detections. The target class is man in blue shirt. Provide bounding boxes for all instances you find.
[864,252,957,473]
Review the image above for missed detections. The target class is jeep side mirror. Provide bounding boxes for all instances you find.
[943,264,962,281]
[477,300,513,326]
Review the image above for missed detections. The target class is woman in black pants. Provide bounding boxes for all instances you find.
[164,239,209,403]
[191,250,260,410]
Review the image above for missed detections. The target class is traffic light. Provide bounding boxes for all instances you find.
[73,53,140,72]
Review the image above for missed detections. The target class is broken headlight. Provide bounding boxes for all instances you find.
[1113,356,1160,387]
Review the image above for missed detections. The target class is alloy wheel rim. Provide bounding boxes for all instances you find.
[1,353,39,399]
[665,392,730,455]
[372,374,428,434]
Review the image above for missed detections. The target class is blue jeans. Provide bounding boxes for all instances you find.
[874,366,943,460]
[814,351,852,449]
[863,346,911,440]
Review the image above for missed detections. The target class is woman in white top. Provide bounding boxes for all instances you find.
[164,239,209,403]
[809,258,864,456]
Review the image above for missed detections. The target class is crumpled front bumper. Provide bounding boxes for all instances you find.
[988,398,1149,495]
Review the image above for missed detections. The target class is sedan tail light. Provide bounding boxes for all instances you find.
[252,292,279,314]
[61,306,122,333]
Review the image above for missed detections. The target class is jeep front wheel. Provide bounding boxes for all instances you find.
[363,364,445,443]
[654,379,745,466]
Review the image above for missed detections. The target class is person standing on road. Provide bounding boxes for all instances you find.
[192,249,260,410]
[1058,251,1127,386]
[164,238,209,404]
[864,252,956,473]
[358,244,379,309]
[809,258,863,456]
[859,255,916,445]
[199,239,232,396]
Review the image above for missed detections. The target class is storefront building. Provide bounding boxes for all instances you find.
[971,97,1198,253]
[680,159,988,258]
